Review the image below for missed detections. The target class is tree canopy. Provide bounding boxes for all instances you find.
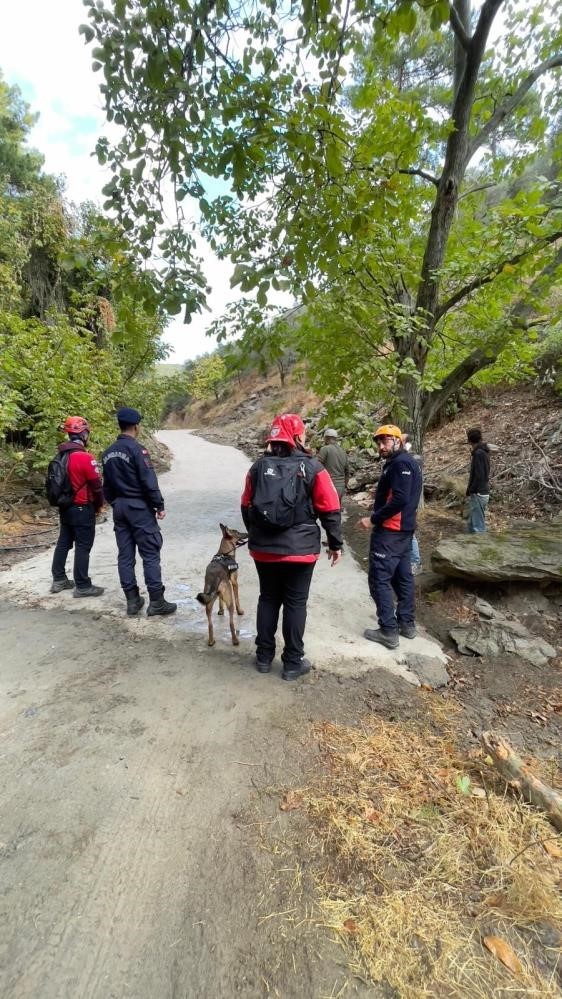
[80,2,562,443]
[0,72,173,479]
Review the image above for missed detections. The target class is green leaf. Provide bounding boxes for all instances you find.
[456,775,471,796]
[79,24,95,44]
[325,143,345,177]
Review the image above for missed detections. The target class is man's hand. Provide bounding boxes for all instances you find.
[357,517,372,531]
[157,509,166,520]
[328,549,342,566]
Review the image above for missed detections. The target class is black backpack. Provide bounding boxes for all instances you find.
[45,451,75,508]
[249,455,311,531]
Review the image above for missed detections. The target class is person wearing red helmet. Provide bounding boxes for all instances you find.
[50,416,105,597]
[241,413,343,680]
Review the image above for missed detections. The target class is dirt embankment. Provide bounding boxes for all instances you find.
[174,376,562,521]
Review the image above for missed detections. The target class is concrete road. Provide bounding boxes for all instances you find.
[0,431,444,683]
[0,432,445,998]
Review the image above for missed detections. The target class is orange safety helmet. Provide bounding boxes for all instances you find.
[373,423,402,441]
[61,416,91,435]
[266,413,305,447]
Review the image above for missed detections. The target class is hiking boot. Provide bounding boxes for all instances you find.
[73,585,104,598]
[399,623,417,639]
[364,628,399,649]
[147,590,177,617]
[255,656,273,674]
[125,588,145,617]
[282,658,312,682]
[50,577,74,594]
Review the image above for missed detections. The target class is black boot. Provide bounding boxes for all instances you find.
[364,628,399,649]
[125,587,145,617]
[50,577,74,594]
[399,623,417,639]
[73,585,104,598]
[147,588,177,617]
[282,658,312,682]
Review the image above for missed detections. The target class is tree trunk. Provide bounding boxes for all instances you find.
[396,372,425,454]
[413,1,503,377]
[481,730,562,831]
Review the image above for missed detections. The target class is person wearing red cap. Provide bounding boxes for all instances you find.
[241,413,343,680]
[50,416,105,597]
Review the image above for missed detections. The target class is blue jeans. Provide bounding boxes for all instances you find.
[467,493,489,533]
[411,534,421,566]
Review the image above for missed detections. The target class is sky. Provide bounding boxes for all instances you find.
[0,0,237,363]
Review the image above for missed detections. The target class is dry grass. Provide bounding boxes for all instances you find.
[299,696,562,997]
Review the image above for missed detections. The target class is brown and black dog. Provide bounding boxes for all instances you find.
[196,524,248,647]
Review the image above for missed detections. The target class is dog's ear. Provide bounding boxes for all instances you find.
[220,523,232,537]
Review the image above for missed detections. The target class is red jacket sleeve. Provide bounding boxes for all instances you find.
[311,467,343,550]
[311,467,340,512]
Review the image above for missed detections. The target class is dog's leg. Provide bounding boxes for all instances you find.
[231,572,244,616]
[220,581,239,646]
[218,594,224,616]
[206,599,215,647]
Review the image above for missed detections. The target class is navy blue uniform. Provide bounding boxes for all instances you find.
[102,434,165,597]
[368,449,422,633]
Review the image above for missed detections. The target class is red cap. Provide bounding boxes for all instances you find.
[265,413,305,447]
[61,416,90,434]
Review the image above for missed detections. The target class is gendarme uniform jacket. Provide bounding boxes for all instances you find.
[102,434,164,512]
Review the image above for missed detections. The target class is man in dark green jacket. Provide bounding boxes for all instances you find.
[318,428,349,500]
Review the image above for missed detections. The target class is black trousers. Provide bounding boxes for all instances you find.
[51,504,96,589]
[254,560,315,667]
[112,498,163,596]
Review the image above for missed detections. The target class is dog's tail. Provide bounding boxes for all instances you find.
[196,589,215,605]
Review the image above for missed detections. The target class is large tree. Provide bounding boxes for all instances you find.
[83,0,562,446]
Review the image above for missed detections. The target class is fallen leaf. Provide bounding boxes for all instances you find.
[483,935,523,975]
[175,789,186,796]
[363,805,381,824]
[543,838,562,859]
[280,791,303,812]
[343,918,359,934]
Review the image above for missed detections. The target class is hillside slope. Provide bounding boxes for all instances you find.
[171,374,561,519]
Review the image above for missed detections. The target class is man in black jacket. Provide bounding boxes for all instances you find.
[359,424,422,649]
[102,408,177,617]
[466,428,491,534]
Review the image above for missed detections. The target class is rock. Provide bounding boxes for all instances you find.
[450,620,557,667]
[474,597,496,619]
[404,654,449,689]
[353,491,372,505]
[431,523,562,583]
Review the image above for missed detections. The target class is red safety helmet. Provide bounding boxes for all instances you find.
[265,413,305,447]
[61,416,90,435]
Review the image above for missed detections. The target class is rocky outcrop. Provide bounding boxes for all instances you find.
[450,596,557,666]
[431,523,562,583]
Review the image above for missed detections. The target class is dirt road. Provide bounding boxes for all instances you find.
[0,432,444,998]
